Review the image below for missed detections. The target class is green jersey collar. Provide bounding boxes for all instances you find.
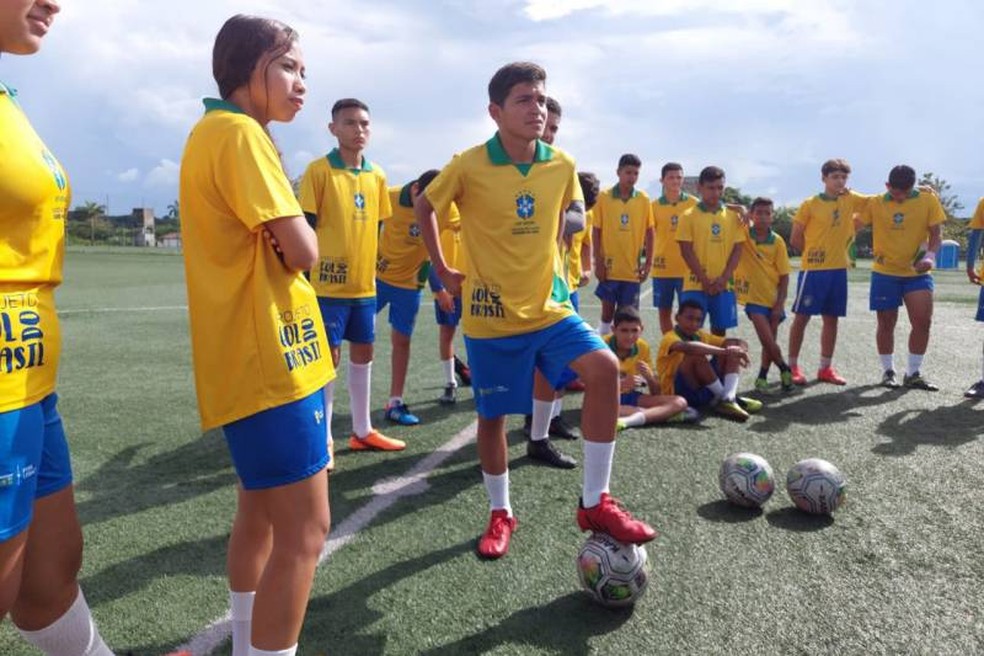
[674,326,700,342]
[751,229,777,245]
[698,201,724,213]
[485,133,552,175]
[882,189,920,202]
[328,147,373,173]
[658,191,690,205]
[398,182,414,208]
[818,192,839,201]
[0,81,16,97]
[605,334,639,359]
[203,97,246,115]
[611,184,639,200]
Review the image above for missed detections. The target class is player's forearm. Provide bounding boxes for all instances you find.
[968,230,983,272]
[592,227,605,268]
[679,242,705,282]
[926,225,943,255]
[415,196,448,273]
[642,228,655,270]
[776,274,789,305]
[720,244,743,282]
[790,224,804,252]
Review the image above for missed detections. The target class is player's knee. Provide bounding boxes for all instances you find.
[281,513,330,561]
[577,350,618,387]
[672,396,688,413]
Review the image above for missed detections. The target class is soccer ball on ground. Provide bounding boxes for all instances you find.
[719,452,775,508]
[786,458,846,515]
[576,532,649,607]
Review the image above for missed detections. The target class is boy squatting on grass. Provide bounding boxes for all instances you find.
[656,300,764,423]
[603,306,700,430]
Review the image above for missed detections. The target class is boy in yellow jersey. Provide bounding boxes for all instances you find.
[567,171,598,316]
[651,162,699,334]
[0,2,115,652]
[676,166,745,337]
[416,62,655,560]
[543,96,562,147]
[859,165,945,390]
[657,301,762,422]
[734,198,794,392]
[787,159,873,386]
[300,98,405,453]
[375,169,459,425]
[606,307,697,430]
[592,154,655,335]
[964,198,984,398]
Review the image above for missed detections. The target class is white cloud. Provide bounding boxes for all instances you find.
[117,168,140,182]
[143,159,179,189]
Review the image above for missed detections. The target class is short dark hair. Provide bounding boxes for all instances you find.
[888,165,917,191]
[821,159,851,177]
[661,162,683,178]
[678,299,705,317]
[545,96,562,117]
[416,169,441,193]
[578,172,601,211]
[614,305,643,327]
[488,62,546,107]
[750,197,774,211]
[331,98,369,120]
[618,154,642,169]
[213,15,298,100]
[698,166,725,185]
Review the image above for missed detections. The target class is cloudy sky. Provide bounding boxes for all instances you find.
[4,0,982,217]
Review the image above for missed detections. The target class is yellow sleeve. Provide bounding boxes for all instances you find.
[584,210,593,246]
[565,164,584,207]
[425,156,464,217]
[705,332,727,347]
[298,161,321,217]
[676,209,694,242]
[776,237,791,276]
[858,199,875,226]
[645,198,655,228]
[971,199,984,229]
[378,171,393,220]
[849,191,874,214]
[731,212,746,242]
[216,124,302,230]
[793,199,810,226]
[438,201,460,233]
[928,194,946,226]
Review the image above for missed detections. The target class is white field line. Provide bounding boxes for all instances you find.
[58,305,187,315]
[175,421,478,656]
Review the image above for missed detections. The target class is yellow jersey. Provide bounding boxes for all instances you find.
[604,333,652,382]
[0,83,70,412]
[594,186,654,282]
[566,208,593,291]
[734,227,791,307]
[794,191,870,270]
[970,198,984,277]
[859,190,946,276]
[424,134,582,338]
[675,202,746,292]
[651,192,698,278]
[300,148,392,300]
[376,184,460,290]
[179,99,334,430]
[656,328,726,395]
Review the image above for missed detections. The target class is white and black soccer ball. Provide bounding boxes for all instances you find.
[576,532,649,608]
[719,452,775,508]
[786,458,846,515]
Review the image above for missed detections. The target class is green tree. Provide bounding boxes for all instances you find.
[166,200,180,222]
[72,201,106,246]
[918,172,969,251]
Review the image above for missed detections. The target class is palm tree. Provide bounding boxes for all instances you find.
[75,201,106,246]
[166,200,180,222]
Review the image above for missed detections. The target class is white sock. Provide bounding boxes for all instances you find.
[323,381,335,447]
[15,588,113,656]
[907,353,924,376]
[582,440,614,507]
[704,379,724,403]
[530,399,552,441]
[482,470,512,516]
[441,358,456,387]
[819,356,832,369]
[879,353,895,373]
[598,320,612,336]
[551,397,563,419]
[788,356,798,368]
[722,373,739,401]
[230,590,255,656]
[348,361,373,438]
[249,647,297,656]
[621,412,647,428]
[388,396,403,408]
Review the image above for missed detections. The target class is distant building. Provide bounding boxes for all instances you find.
[159,233,182,249]
[683,176,699,196]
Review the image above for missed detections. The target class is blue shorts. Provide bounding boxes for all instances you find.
[435,296,463,327]
[620,391,642,407]
[977,288,984,322]
[318,297,376,346]
[674,371,716,409]
[375,280,422,337]
[464,315,605,419]
[869,272,934,311]
[679,290,738,331]
[222,389,329,491]
[791,269,848,317]
[570,290,580,314]
[745,303,786,323]
[652,277,683,310]
[0,394,73,542]
[594,280,641,307]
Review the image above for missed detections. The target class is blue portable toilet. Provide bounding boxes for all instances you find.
[938,240,959,269]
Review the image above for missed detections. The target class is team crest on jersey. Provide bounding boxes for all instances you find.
[516,192,536,220]
[409,223,421,238]
[671,214,679,227]
[832,209,841,225]
[354,192,366,210]
[41,150,66,191]
[711,223,722,237]
[620,213,630,227]
[892,212,904,225]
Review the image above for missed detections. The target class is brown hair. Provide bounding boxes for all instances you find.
[213,15,298,100]
[750,197,774,211]
[488,62,546,107]
[821,159,851,177]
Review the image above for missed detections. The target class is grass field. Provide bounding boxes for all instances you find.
[2,250,983,655]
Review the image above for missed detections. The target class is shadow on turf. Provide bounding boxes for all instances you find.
[746,384,903,433]
[765,506,834,531]
[696,499,763,523]
[871,399,984,456]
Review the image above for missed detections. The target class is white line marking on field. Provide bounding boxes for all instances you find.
[175,421,478,656]
[58,305,187,315]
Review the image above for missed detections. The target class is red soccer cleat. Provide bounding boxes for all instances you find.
[790,365,808,386]
[477,509,517,559]
[577,493,657,544]
[817,366,847,385]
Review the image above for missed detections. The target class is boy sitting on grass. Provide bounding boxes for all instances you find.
[606,306,699,430]
[656,300,763,422]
